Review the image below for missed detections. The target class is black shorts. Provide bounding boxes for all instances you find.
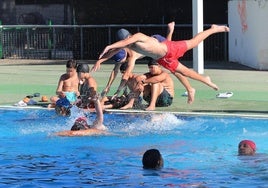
[143,89,173,107]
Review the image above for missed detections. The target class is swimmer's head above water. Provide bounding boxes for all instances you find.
[55,97,72,116]
[142,149,164,169]
[71,117,90,131]
[238,140,256,156]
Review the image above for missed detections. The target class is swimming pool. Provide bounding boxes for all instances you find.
[0,107,268,187]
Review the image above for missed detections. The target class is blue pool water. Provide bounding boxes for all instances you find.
[0,107,268,187]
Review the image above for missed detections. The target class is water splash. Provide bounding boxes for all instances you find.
[111,113,185,136]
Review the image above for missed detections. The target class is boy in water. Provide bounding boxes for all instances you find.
[142,149,164,169]
[238,140,256,156]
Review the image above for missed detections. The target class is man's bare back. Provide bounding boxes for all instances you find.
[126,33,168,60]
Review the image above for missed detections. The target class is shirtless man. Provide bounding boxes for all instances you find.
[92,22,176,99]
[49,59,79,108]
[99,24,230,104]
[141,60,174,111]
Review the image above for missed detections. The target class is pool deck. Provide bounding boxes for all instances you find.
[0,59,267,117]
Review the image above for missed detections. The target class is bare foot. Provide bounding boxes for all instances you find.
[211,24,230,33]
[145,106,155,111]
[120,104,133,110]
[47,103,55,109]
[187,88,195,104]
[168,21,175,33]
[205,76,219,90]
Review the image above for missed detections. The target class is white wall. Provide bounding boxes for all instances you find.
[228,0,268,70]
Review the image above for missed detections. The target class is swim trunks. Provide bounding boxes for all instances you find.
[157,40,187,73]
[64,92,77,103]
[143,89,173,107]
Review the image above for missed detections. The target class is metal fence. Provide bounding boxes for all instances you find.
[0,24,228,61]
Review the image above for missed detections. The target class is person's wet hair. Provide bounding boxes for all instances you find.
[142,149,163,169]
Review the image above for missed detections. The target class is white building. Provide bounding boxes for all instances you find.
[228,0,268,70]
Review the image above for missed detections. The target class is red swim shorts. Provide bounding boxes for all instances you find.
[157,40,187,73]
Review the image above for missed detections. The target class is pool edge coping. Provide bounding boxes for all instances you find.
[1,105,268,119]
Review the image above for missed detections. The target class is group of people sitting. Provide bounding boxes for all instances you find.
[50,57,174,135]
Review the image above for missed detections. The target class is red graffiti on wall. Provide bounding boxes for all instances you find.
[238,0,248,33]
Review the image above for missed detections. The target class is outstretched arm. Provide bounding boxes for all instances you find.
[92,49,120,72]
[99,33,146,59]
[113,55,137,96]
[101,63,121,97]
[92,98,106,130]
